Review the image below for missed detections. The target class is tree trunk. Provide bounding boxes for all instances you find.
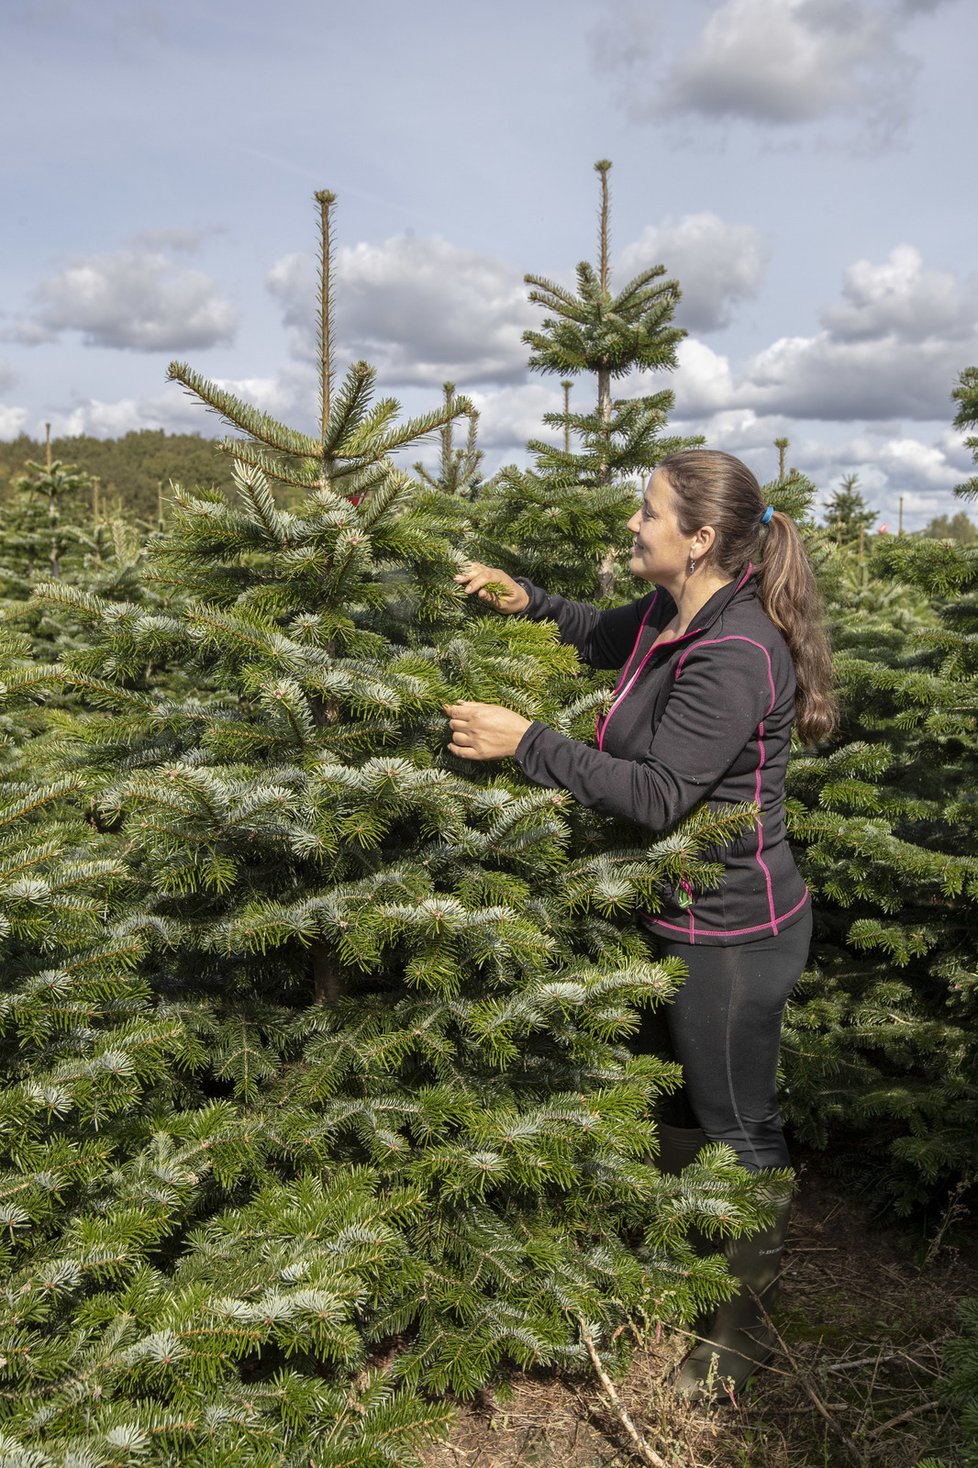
[311,940,344,1004]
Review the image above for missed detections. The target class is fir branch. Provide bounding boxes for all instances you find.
[167,362,321,458]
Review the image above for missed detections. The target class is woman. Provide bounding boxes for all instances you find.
[445,448,836,1401]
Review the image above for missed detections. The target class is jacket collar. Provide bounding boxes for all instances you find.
[653,562,755,650]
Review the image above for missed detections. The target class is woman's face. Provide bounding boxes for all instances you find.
[626,468,693,586]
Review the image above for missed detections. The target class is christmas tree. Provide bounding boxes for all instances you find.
[475,160,698,603]
[0,189,781,1464]
[0,430,149,671]
[779,382,978,1213]
[821,471,877,549]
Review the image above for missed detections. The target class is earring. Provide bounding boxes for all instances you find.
[687,554,697,576]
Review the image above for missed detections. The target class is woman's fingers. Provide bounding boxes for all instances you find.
[443,701,531,760]
[453,562,497,596]
[452,562,528,612]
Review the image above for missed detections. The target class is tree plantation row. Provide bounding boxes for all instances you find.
[0,175,974,1466]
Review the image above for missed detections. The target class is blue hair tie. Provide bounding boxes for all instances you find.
[760,504,775,525]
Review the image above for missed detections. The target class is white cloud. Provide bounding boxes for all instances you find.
[675,407,794,455]
[820,246,978,343]
[740,331,968,420]
[788,430,962,520]
[618,214,769,332]
[0,361,17,392]
[265,251,317,357]
[7,241,238,352]
[2,320,58,347]
[598,0,948,144]
[0,405,29,439]
[465,384,563,451]
[876,435,962,489]
[40,388,215,440]
[640,247,978,425]
[639,338,738,417]
[740,261,978,420]
[937,425,975,472]
[268,235,536,387]
[24,365,329,446]
[210,373,311,424]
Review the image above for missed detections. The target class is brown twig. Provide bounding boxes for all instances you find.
[823,1352,901,1373]
[750,1291,866,1467]
[866,1400,940,1439]
[577,1317,670,1468]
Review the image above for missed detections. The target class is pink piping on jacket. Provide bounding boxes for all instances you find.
[594,592,659,747]
[596,564,755,749]
[647,889,809,941]
[593,564,789,941]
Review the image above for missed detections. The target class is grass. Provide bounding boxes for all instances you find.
[421,1150,976,1467]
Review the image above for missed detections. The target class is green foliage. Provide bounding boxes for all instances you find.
[0,429,227,526]
[943,1299,978,1466]
[953,365,978,501]
[475,160,698,606]
[918,510,978,543]
[413,382,485,499]
[1,456,92,586]
[0,186,783,1465]
[0,454,154,679]
[916,1298,978,1468]
[781,509,978,1211]
[821,471,877,547]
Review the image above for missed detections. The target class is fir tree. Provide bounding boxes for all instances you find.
[0,435,149,671]
[413,381,485,499]
[952,364,978,501]
[822,471,877,548]
[475,160,697,603]
[0,188,780,1465]
[0,448,91,591]
[779,402,978,1212]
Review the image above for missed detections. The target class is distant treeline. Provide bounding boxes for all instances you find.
[0,430,227,526]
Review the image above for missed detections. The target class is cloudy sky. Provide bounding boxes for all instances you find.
[2,0,975,527]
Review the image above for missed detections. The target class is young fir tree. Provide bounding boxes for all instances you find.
[413,381,485,499]
[475,160,697,603]
[777,385,978,1213]
[0,436,91,587]
[2,190,781,1465]
[0,435,149,670]
[822,471,878,549]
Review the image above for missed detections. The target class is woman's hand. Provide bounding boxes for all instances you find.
[453,561,530,614]
[444,701,532,760]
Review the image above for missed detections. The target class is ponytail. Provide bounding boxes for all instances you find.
[657,449,838,746]
[756,512,837,745]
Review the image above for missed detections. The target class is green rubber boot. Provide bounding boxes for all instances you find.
[655,1121,707,1176]
[674,1194,792,1405]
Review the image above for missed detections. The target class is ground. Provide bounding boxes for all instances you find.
[422,1149,977,1468]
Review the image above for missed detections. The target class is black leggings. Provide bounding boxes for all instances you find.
[639,908,812,1172]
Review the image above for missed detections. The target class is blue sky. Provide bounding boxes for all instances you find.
[2,0,975,527]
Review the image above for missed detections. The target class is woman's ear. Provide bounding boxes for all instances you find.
[691,524,717,558]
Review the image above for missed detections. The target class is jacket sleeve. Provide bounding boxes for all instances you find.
[513,635,777,831]
[516,579,665,670]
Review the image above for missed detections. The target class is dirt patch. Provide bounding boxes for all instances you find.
[422,1151,977,1467]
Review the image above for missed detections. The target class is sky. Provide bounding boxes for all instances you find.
[2,0,976,529]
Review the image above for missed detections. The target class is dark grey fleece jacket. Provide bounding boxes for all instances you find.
[512,565,810,946]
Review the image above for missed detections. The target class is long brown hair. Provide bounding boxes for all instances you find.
[657,449,837,744]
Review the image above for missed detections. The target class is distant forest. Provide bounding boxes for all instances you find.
[0,430,974,542]
[0,430,227,526]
